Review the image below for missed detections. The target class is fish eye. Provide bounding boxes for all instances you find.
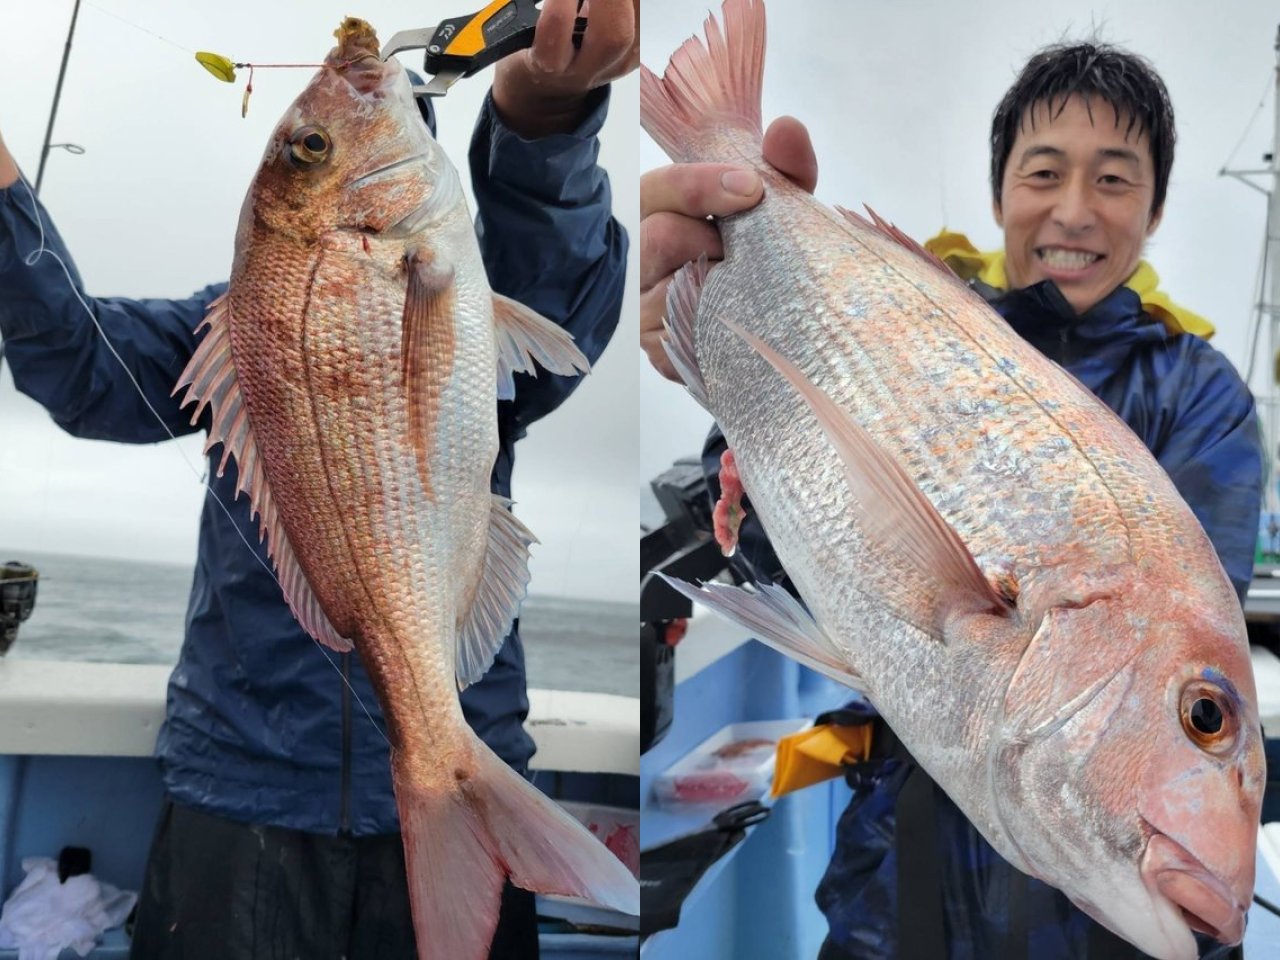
[1179,681,1236,755]
[288,125,331,166]
[1190,698,1223,734]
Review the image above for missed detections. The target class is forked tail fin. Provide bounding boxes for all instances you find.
[640,0,767,161]
[396,732,638,959]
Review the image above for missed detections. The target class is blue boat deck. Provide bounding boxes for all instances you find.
[0,661,639,959]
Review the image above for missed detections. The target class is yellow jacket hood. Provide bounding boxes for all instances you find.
[923,230,1215,339]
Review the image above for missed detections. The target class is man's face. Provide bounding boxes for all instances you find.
[994,95,1161,314]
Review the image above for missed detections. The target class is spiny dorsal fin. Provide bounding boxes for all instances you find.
[455,495,537,688]
[836,205,958,281]
[173,294,352,653]
[662,255,712,408]
[492,294,590,401]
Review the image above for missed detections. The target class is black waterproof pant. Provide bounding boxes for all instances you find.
[129,797,539,959]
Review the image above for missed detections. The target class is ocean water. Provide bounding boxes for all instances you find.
[1,549,637,697]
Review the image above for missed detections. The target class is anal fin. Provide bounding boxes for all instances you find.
[455,495,537,688]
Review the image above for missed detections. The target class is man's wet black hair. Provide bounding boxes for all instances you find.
[990,42,1175,217]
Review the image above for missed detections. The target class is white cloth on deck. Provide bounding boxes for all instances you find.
[0,857,136,960]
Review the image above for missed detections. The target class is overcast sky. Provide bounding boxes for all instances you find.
[0,0,639,604]
[640,0,1280,514]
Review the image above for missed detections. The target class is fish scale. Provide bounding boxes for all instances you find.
[645,1,1261,956]
[710,194,1148,578]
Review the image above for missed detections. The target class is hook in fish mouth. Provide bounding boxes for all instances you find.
[348,153,428,188]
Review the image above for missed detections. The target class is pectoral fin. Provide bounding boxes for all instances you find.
[402,253,457,501]
[725,319,1009,632]
[492,294,590,400]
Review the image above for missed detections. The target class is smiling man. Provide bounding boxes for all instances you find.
[996,96,1162,312]
[640,39,1262,959]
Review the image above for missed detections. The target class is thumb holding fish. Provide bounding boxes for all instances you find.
[641,116,818,381]
[493,0,638,139]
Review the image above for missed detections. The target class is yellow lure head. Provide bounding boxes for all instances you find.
[195,52,237,83]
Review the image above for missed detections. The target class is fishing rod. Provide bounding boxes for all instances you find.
[0,0,83,378]
[35,0,83,195]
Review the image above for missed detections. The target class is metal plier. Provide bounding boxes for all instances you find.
[382,0,587,97]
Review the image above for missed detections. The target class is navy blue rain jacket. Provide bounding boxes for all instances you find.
[0,91,625,836]
[704,277,1263,958]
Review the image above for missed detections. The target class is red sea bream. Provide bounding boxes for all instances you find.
[641,1,1262,956]
[174,18,638,960]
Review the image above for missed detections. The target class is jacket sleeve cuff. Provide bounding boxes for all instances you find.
[470,85,610,205]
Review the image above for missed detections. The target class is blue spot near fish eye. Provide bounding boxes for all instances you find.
[996,357,1017,375]
[1199,667,1244,709]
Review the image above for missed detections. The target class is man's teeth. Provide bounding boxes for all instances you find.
[1038,248,1100,270]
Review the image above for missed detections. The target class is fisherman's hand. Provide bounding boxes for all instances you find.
[492,0,638,139]
[0,130,19,189]
[640,116,817,381]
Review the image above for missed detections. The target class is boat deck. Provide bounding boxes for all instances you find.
[0,659,639,959]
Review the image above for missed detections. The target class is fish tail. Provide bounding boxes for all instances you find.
[640,0,766,161]
[395,734,638,959]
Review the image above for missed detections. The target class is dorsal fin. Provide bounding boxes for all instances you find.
[836,205,958,281]
[455,495,537,688]
[492,294,590,401]
[173,294,352,653]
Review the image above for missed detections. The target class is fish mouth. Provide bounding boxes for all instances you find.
[1141,831,1246,945]
[349,153,427,188]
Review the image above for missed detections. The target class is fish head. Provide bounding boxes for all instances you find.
[994,580,1261,959]
[239,18,460,250]
[1132,621,1262,952]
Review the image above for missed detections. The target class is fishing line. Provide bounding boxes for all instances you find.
[11,170,393,751]
[83,3,335,117]
[83,1,195,55]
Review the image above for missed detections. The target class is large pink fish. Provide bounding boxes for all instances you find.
[174,18,637,959]
[642,1,1261,956]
